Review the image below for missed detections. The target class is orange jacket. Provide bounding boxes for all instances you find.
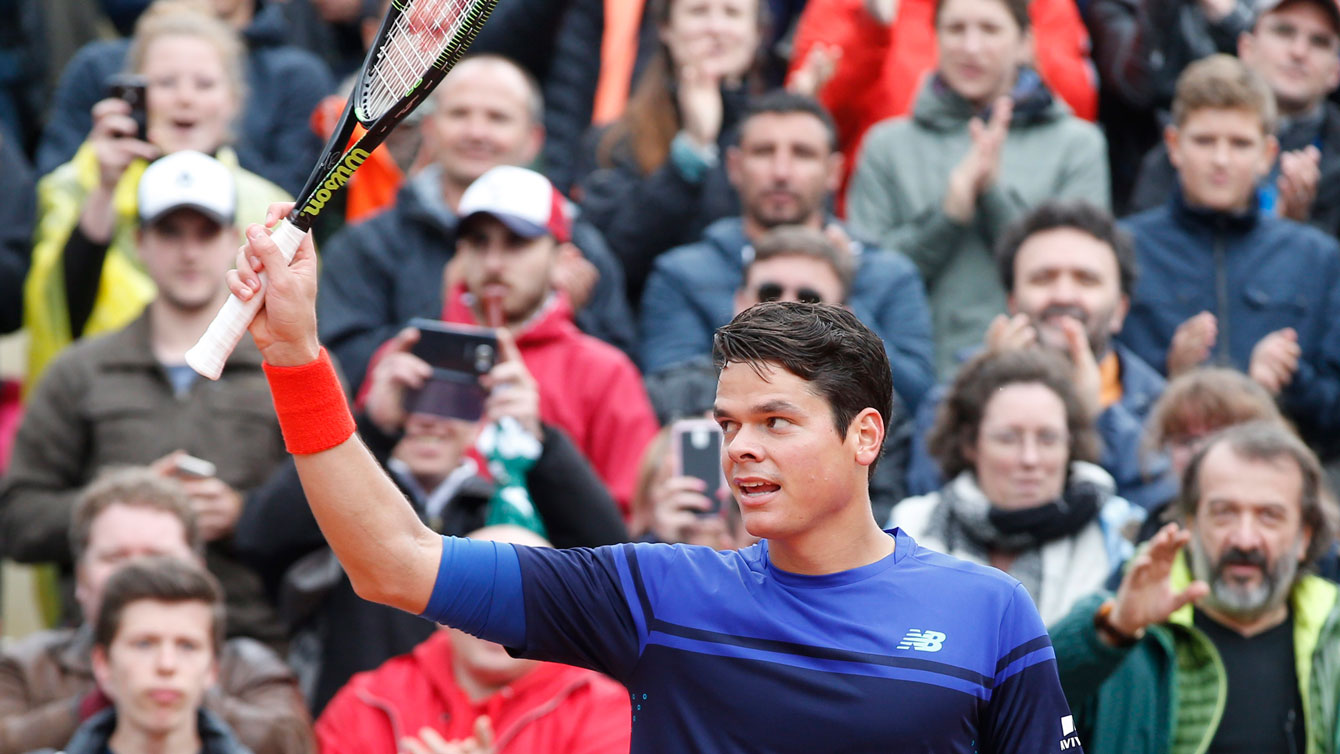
[789,0,1097,210]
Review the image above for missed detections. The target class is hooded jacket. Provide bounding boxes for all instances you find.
[638,216,936,410]
[847,73,1110,379]
[788,0,1098,209]
[1118,190,1340,455]
[316,631,630,754]
[317,166,636,393]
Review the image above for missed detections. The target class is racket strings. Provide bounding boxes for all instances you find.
[362,0,472,119]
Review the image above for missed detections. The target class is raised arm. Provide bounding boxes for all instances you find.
[227,204,442,615]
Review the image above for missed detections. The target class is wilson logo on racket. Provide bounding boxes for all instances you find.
[300,148,372,218]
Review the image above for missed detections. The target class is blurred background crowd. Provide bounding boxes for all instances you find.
[1,0,1340,751]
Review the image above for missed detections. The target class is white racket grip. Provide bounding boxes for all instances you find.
[185,219,308,379]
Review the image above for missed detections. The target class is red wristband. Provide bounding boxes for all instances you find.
[263,348,357,455]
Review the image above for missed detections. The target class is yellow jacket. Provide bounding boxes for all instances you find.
[23,143,290,391]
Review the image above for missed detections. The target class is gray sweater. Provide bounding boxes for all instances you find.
[847,75,1110,378]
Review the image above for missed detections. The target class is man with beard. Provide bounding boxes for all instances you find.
[637,90,936,412]
[905,200,1176,510]
[1049,421,1340,754]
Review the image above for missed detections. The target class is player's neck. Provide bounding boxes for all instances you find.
[768,502,894,576]
[108,717,200,754]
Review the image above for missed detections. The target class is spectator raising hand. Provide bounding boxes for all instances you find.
[942,97,1013,223]
[1165,312,1217,377]
[400,716,496,754]
[1248,327,1301,395]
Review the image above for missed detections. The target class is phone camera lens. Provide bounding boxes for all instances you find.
[473,344,494,373]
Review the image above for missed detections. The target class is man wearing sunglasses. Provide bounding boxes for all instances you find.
[638,91,936,413]
[733,225,851,311]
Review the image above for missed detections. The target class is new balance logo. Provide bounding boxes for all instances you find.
[897,629,946,652]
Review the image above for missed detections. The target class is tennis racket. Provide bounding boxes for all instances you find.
[186,0,498,379]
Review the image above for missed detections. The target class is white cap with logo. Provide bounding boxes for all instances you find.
[137,150,237,227]
[456,165,571,243]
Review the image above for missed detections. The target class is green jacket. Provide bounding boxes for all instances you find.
[845,73,1109,378]
[1051,555,1340,754]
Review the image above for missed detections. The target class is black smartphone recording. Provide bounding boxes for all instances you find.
[404,318,499,421]
[105,73,148,141]
[673,419,725,516]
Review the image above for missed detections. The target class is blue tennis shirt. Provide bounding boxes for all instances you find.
[422,528,1083,753]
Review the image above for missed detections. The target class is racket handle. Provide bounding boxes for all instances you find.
[185,219,308,380]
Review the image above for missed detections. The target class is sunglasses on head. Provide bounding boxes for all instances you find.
[756,282,825,304]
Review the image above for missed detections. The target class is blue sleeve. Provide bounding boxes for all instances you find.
[419,536,527,648]
[982,585,1083,754]
[509,544,646,683]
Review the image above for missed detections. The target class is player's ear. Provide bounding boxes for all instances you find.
[850,408,884,468]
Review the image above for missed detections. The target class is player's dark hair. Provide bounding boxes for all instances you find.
[713,302,892,477]
[94,556,225,653]
[1178,421,1337,568]
[741,90,838,152]
[995,200,1138,297]
[927,349,1100,481]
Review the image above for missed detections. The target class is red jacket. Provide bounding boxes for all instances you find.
[443,286,658,514]
[315,632,631,754]
[789,0,1097,211]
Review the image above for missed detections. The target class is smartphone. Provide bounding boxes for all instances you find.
[105,73,148,141]
[172,454,217,480]
[672,419,725,515]
[404,318,499,421]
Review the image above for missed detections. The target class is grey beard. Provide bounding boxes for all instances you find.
[1188,532,1301,621]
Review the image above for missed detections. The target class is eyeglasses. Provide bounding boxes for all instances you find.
[756,281,825,304]
[982,429,1069,451]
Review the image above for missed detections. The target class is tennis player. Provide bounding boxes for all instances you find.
[228,203,1083,753]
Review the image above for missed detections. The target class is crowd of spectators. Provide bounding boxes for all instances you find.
[1,0,1339,750]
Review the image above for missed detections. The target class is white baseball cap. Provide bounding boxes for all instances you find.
[456,165,571,243]
[137,150,237,227]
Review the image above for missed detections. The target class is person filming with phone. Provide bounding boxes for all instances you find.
[22,2,290,389]
[427,165,658,514]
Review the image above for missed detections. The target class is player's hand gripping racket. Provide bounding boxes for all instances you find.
[186,0,497,379]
